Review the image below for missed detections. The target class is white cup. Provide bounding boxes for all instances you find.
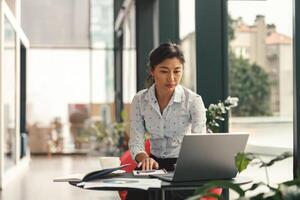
[99,156,121,169]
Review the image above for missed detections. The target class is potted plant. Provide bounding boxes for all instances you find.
[187,151,294,200]
[206,96,239,133]
[85,111,128,156]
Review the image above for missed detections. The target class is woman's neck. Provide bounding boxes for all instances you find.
[155,86,174,113]
[155,87,173,101]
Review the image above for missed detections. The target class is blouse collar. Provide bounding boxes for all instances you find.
[145,83,185,104]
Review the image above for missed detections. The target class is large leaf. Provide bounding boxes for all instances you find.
[191,180,245,198]
[279,185,300,200]
[260,152,292,168]
[244,182,266,192]
[249,193,267,200]
[261,193,282,200]
[282,179,300,187]
[235,152,257,173]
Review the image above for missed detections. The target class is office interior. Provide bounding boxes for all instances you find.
[0,0,298,199]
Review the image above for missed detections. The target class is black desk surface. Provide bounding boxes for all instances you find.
[69,172,252,191]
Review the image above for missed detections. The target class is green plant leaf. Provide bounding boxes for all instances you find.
[215,116,225,121]
[249,193,266,200]
[244,182,266,192]
[120,110,125,121]
[192,180,245,197]
[261,192,282,200]
[279,185,300,200]
[282,179,300,187]
[235,152,256,173]
[260,152,292,168]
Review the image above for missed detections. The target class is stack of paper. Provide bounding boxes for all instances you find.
[78,178,161,190]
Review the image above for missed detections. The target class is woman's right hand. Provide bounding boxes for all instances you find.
[136,153,159,171]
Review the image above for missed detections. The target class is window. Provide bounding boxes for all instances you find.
[179,0,196,91]
[3,17,17,170]
[90,0,114,48]
[24,0,115,153]
[228,0,293,185]
[122,4,136,104]
[21,0,90,47]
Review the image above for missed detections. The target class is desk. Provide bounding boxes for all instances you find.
[70,173,251,200]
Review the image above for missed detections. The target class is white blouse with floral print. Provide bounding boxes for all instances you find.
[129,84,207,160]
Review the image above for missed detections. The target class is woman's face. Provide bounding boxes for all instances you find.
[151,57,183,93]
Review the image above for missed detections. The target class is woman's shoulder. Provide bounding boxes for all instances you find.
[131,88,148,103]
[180,85,203,100]
[135,88,148,97]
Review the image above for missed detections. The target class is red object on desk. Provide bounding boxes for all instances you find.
[119,139,151,200]
[120,139,151,172]
[119,139,222,200]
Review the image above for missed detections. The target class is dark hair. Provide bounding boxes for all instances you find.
[145,42,185,88]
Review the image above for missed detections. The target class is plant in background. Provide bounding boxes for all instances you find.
[110,110,128,155]
[229,54,272,117]
[206,96,239,133]
[187,151,294,200]
[82,110,128,156]
[88,121,109,142]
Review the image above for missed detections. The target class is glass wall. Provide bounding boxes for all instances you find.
[0,1,30,188]
[228,0,293,185]
[21,0,89,47]
[3,16,17,170]
[179,0,196,91]
[122,3,136,122]
[22,0,115,154]
[90,0,114,49]
[122,4,136,105]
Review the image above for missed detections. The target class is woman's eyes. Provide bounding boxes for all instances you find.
[159,70,181,73]
[160,71,168,73]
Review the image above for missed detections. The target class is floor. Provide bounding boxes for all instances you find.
[0,156,120,200]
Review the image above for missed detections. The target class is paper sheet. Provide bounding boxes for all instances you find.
[79,178,161,190]
[132,169,167,176]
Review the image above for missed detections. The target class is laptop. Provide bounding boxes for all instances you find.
[151,133,249,182]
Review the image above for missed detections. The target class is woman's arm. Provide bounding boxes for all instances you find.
[128,95,159,170]
[128,95,148,161]
[190,96,207,133]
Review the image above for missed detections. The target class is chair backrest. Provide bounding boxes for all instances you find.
[120,139,151,172]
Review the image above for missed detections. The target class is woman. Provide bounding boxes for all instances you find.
[127,43,206,199]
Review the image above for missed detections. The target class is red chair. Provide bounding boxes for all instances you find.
[119,139,222,200]
[119,139,151,200]
[200,188,223,200]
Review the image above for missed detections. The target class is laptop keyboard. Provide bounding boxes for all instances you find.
[160,172,174,178]
[151,172,174,181]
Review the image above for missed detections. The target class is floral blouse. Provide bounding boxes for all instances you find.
[129,84,207,160]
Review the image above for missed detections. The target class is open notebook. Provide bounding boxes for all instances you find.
[53,164,130,182]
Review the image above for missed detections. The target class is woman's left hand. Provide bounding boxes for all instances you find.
[137,157,159,171]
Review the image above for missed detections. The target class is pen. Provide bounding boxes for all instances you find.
[136,170,156,174]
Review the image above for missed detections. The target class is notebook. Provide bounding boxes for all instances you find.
[53,164,130,182]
